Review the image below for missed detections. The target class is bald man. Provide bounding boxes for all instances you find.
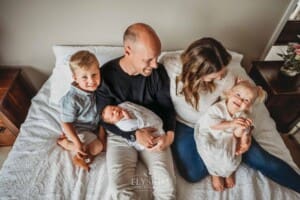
[96,23,176,199]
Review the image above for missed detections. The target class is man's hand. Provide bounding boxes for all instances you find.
[148,131,174,152]
[135,127,157,148]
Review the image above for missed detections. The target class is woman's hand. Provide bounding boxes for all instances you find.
[235,134,252,155]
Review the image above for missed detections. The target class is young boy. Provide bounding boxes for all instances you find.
[101,101,164,150]
[57,50,105,171]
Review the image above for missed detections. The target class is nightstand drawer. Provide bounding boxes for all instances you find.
[0,119,16,146]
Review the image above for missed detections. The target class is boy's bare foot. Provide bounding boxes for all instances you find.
[211,176,225,191]
[225,173,235,188]
[57,137,74,151]
[73,155,90,171]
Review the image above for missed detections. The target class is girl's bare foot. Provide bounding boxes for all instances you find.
[225,173,235,188]
[211,176,225,191]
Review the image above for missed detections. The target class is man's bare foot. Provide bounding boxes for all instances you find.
[57,137,74,151]
[225,173,235,188]
[211,176,225,191]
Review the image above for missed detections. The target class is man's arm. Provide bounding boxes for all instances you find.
[148,65,176,151]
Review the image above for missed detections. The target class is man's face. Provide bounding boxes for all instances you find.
[127,41,161,77]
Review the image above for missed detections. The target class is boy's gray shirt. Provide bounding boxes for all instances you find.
[60,82,99,133]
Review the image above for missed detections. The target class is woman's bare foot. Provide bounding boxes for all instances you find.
[211,176,225,191]
[225,173,235,188]
[57,137,74,151]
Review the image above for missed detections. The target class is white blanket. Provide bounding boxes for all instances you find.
[0,77,299,200]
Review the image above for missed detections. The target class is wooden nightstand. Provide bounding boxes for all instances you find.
[249,61,300,133]
[0,68,35,146]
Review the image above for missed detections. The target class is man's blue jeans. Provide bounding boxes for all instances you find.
[171,121,300,193]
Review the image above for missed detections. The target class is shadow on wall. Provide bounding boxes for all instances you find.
[21,66,48,91]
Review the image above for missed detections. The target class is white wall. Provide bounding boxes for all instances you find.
[0,0,292,90]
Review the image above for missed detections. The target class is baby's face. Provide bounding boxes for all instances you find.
[102,105,125,124]
[227,85,256,114]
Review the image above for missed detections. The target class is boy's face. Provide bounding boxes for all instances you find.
[73,63,100,92]
[102,105,125,124]
[227,85,256,114]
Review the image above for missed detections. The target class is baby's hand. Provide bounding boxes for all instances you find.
[122,109,131,119]
[235,77,244,84]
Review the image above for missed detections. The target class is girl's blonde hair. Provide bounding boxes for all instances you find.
[69,50,99,73]
[176,37,232,110]
[225,80,267,108]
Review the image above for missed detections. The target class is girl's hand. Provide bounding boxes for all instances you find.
[230,117,250,129]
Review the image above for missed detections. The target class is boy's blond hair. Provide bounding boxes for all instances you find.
[69,50,99,73]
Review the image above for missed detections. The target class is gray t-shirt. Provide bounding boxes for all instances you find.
[60,82,99,133]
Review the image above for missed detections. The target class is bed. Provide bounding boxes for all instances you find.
[0,46,299,200]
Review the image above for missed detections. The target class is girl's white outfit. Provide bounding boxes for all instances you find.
[194,100,247,177]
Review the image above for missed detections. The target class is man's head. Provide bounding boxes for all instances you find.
[122,23,161,76]
[69,50,101,92]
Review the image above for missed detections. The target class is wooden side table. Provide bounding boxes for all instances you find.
[0,68,35,146]
[249,61,300,133]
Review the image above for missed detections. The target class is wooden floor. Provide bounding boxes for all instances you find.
[281,134,300,168]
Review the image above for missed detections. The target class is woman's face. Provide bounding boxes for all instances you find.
[201,67,228,82]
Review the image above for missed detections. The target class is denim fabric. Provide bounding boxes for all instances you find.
[172,121,300,193]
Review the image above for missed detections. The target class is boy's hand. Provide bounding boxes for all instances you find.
[74,142,88,158]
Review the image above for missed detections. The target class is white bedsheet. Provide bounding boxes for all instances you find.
[0,77,299,200]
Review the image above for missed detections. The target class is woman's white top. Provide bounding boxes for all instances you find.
[163,53,236,128]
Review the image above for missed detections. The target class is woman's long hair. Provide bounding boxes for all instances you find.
[176,37,232,110]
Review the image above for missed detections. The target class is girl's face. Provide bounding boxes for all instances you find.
[201,67,228,82]
[227,85,256,115]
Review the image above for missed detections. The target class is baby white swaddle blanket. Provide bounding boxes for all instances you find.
[116,101,164,150]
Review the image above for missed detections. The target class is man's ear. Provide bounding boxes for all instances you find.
[124,44,132,56]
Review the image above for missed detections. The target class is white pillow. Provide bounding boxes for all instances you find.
[50,45,124,104]
[49,45,244,104]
